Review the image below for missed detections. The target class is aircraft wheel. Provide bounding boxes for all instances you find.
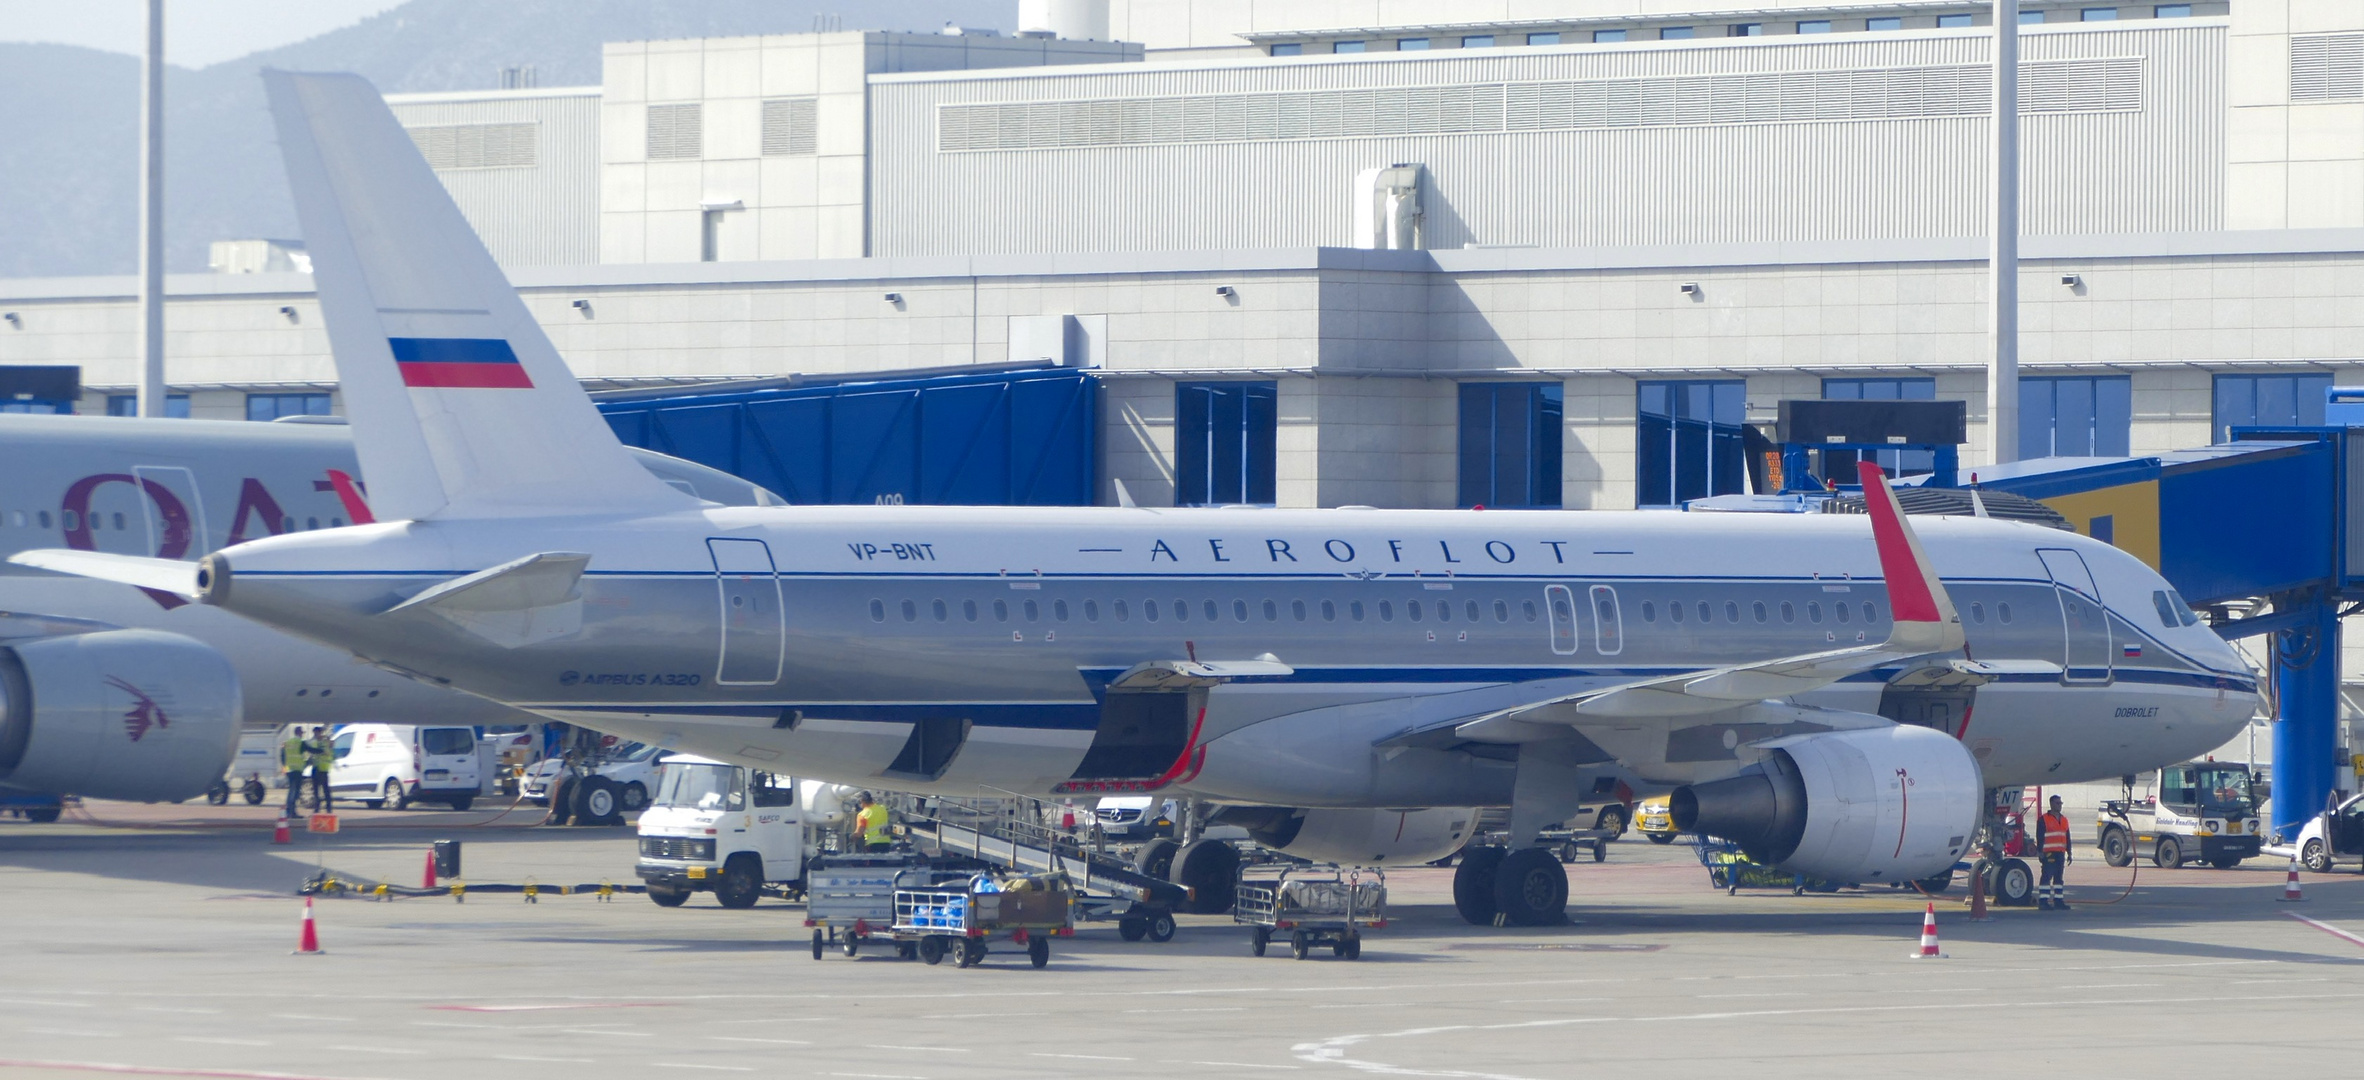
[206,781,230,806]
[242,779,267,805]
[1453,846,1506,925]
[1171,840,1239,914]
[1135,837,1180,880]
[1993,858,2036,906]
[1492,847,1569,926]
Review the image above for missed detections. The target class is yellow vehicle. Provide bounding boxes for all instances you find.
[1637,796,1679,845]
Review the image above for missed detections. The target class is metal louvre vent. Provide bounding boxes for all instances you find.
[405,122,538,170]
[2291,33,2364,103]
[762,97,819,155]
[940,58,2144,152]
[647,103,703,160]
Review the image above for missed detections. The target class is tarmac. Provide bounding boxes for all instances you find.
[2,799,2361,1079]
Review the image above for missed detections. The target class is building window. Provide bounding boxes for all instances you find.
[1797,20,1832,33]
[0,401,69,415]
[1334,40,1366,53]
[106,394,189,418]
[247,392,331,422]
[2154,4,2192,15]
[1461,35,1495,48]
[2214,373,2330,442]
[1270,43,1302,56]
[2021,376,2132,458]
[1176,382,1277,506]
[1396,38,1429,50]
[1458,383,1563,509]
[1868,17,1904,30]
[1730,23,1763,36]
[2020,11,2046,24]
[645,103,702,160]
[1938,14,1976,27]
[1593,29,1627,42]
[1660,27,1695,39]
[1823,378,1938,477]
[2082,7,2118,20]
[1527,32,1560,45]
[1637,380,1746,508]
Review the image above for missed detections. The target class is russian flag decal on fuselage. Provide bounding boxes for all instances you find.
[390,337,534,389]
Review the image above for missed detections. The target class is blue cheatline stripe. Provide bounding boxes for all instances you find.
[387,337,521,365]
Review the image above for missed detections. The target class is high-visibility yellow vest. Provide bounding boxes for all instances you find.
[281,737,308,771]
[310,739,336,771]
[858,803,889,845]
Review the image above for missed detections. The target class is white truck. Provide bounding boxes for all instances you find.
[634,755,857,908]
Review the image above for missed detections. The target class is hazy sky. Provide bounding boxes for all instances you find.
[0,0,405,66]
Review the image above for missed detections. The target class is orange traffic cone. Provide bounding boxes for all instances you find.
[2280,858,2304,903]
[294,896,323,955]
[272,813,292,845]
[1910,901,1947,959]
[422,848,438,889]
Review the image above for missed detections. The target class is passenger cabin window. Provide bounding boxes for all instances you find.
[1292,599,1307,621]
[1261,600,1276,621]
[869,600,886,622]
[1495,600,1510,622]
[1998,602,2013,623]
[963,600,979,622]
[1752,601,1767,623]
[1971,602,1985,623]
[1379,601,1395,622]
[1835,602,1850,623]
[1779,601,1795,623]
[1408,600,1423,622]
[1083,599,1099,621]
[1640,601,1657,623]
[1351,601,1366,621]
[1114,599,1129,621]
[1807,602,1823,623]
[933,599,949,621]
[901,600,917,621]
[1023,599,1038,621]
[1725,601,1739,622]
[1054,600,1069,621]
[1145,600,1160,621]
[992,599,1009,622]
[1319,600,1336,621]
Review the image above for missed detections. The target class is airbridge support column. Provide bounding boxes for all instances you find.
[2272,595,2340,841]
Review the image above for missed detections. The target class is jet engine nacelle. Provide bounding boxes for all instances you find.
[1669,725,1978,883]
[0,630,241,803]
[1228,806,1479,866]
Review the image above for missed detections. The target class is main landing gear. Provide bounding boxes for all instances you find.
[1453,845,1570,926]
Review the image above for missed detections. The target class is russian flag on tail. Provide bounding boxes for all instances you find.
[391,337,534,389]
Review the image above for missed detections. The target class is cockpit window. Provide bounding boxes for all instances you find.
[2153,589,2200,628]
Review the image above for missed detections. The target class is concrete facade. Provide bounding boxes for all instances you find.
[2226,0,2364,229]
[384,88,602,268]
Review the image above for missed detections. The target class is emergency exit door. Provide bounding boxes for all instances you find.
[707,538,784,685]
[2037,548,2112,684]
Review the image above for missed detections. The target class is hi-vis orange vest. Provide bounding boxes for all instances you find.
[2040,813,2071,854]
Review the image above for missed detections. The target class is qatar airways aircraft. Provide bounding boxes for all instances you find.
[0,413,773,806]
[16,71,2263,925]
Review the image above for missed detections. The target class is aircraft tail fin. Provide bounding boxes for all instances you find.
[262,70,694,522]
[1857,461,1965,654]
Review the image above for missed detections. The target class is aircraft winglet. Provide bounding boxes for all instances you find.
[1857,462,1963,647]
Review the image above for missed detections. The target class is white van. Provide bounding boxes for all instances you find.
[329,724,481,810]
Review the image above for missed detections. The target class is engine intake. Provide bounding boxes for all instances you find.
[0,629,241,803]
[1670,725,1979,882]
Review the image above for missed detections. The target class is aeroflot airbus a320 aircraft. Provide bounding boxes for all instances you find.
[17,71,2263,925]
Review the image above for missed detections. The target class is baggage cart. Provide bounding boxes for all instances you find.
[892,872,1074,969]
[805,854,956,960]
[1695,835,1823,894]
[1233,865,1385,960]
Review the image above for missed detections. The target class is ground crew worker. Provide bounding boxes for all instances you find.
[856,792,892,852]
[280,728,309,816]
[2037,794,2072,910]
[307,726,336,812]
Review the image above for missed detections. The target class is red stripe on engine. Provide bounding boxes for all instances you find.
[397,361,534,389]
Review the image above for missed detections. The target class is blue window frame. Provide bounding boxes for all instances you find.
[247,392,331,422]
[1270,43,1302,56]
[1334,40,1366,53]
[1593,29,1627,42]
[1730,23,1763,36]
[1660,27,1695,39]
[2021,376,2132,458]
[1176,382,1276,506]
[1458,383,1563,509]
[1938,14,1975,27]
[2154,4,2192,15]
[2020,11,2046,24]
[1396,38,1430,50]
[1526,32,1560,45]
[106,394,190,418]
[2081,7,2118,20]
[1637,380,1746,508]
[1868,17,1903,30]
[1461,35,1495,48]
[1823,377,1938,477]
[2213,373,2329,442]
[0,401,70,414]
[1796,20,1832,33]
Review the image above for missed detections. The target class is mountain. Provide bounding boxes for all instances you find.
[0,0,1014,279]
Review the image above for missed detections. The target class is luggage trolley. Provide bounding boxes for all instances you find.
[806,854,956,960]
[892,872,1074,969]
[1234,865,1385,960]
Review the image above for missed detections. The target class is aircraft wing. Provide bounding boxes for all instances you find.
[8,549,200,598]
[1385,462,1965,749]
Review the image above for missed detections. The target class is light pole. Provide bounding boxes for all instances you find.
[136,0,167,417]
